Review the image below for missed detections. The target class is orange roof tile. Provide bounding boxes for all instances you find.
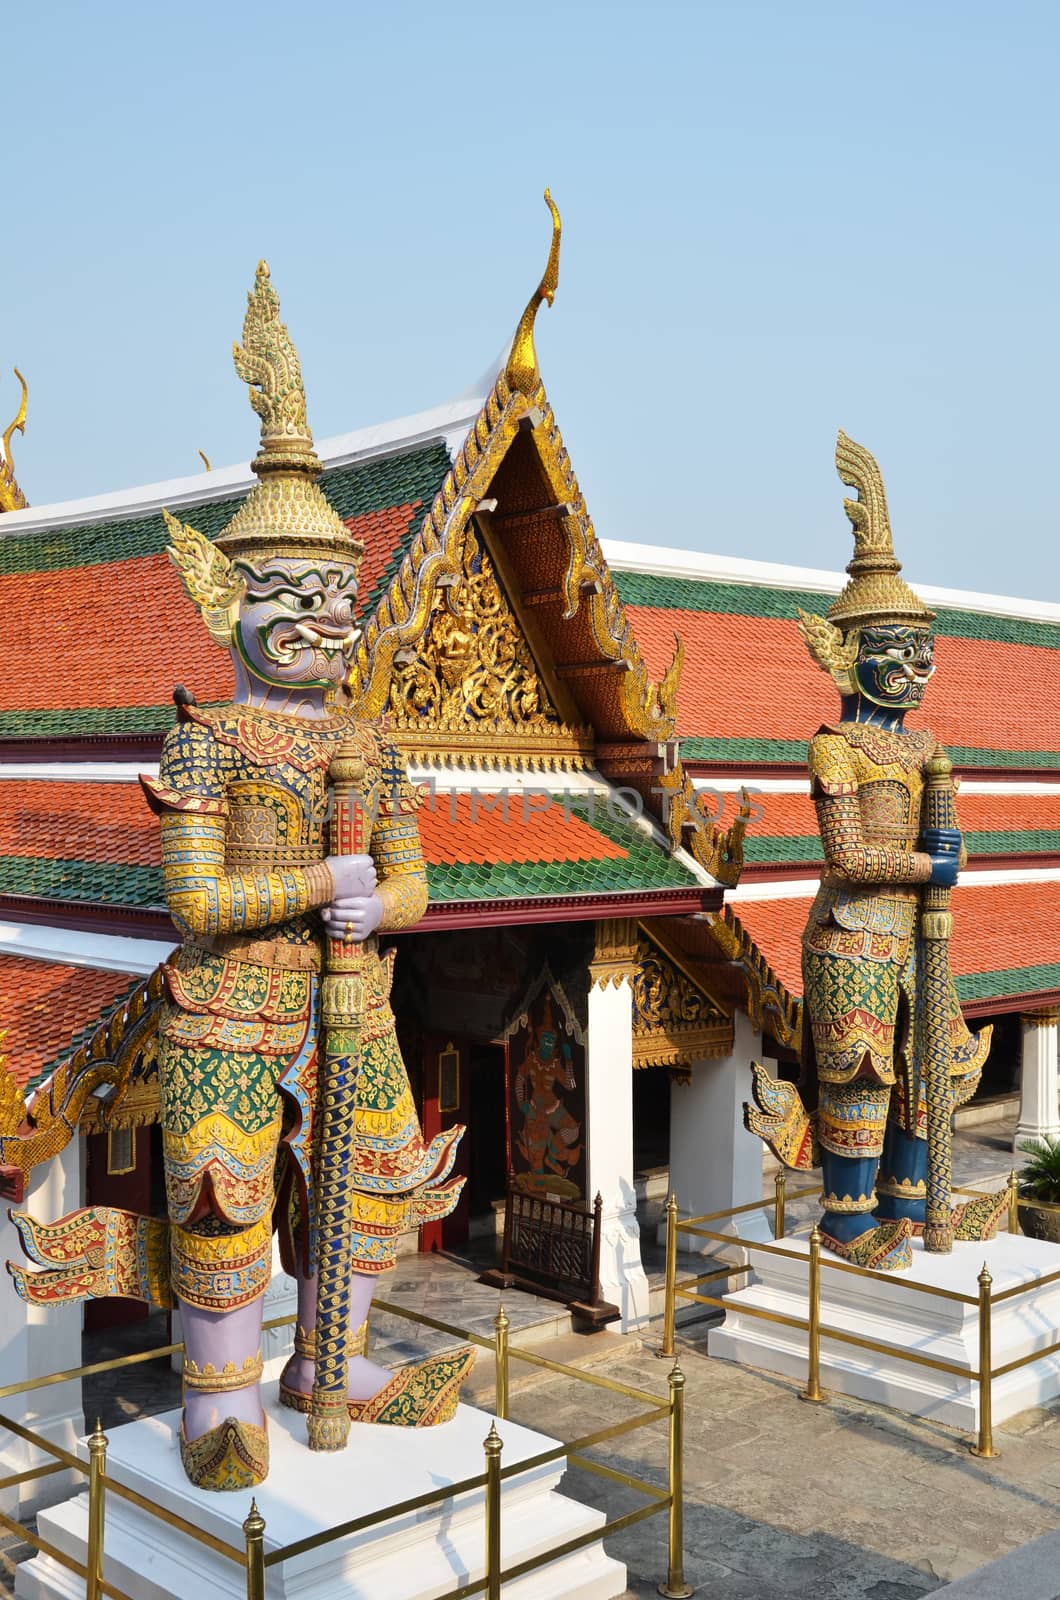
[732,878,1060,1005]
[417,792,627,866]
[0,955,138,1088]
[631,608,1060,761]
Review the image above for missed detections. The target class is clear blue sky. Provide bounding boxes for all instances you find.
[4,1,1058,596]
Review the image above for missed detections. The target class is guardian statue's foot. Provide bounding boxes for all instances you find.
[902,1191,1008,1243]
[820,1217,913,1271]
[179,1415,269,1490]
[279,1345,476,1427]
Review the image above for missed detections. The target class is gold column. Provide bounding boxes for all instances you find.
[801,1223,825,1403]
[494,1304,510,1421]
[657,1359,693,1599]
[243,1498,266,1600]
[970,1262,997,1459]
[659,1193,678,1359]
[484,1422,503,1600]
[774,1170,787,1240]
[85,1418,108,1600]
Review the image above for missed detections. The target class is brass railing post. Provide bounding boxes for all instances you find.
[659,1193,678,1359]
[1008,1169,1020,1236]
[657,1358,693,1598]
[970,1262,998,1459]
[773,1170,787,1239]
[801,1223,824,1403]
[484,1422,503,1600]
[85,1418,108,1600]
[243,1497,266,1600]
[494,1303,510,1421]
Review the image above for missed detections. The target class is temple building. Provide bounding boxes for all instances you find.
[0,210,1057,1494]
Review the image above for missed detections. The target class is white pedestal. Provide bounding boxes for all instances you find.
[709,1232,1060,1430]
[16,1396,626,1600]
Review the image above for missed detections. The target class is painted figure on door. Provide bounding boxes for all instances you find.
[509,985,585,1200]
[745,432,1006,1269]
[7,265,473,1489]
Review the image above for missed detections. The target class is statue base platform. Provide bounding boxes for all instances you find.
[709,1232,1060,1430]
[16,1394,626,1600]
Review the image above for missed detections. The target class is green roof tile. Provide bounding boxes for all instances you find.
[0,442,450,585]
[613,571,1060,652]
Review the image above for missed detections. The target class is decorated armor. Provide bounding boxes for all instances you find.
[7,264,473,1489]
[746,432,1004,1269]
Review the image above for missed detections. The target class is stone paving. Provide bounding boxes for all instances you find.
[559,1333,1060,1599]
[3,1112,1056,1598]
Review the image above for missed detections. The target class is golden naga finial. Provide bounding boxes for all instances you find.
[233,260,319,474]
[0,367,29,513]
[198,449,212,471]
[505,189,562,397]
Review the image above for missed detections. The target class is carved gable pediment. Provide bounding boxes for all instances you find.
[387,521,593,770]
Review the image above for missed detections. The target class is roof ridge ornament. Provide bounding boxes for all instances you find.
[0,367,28,512]
[505,189,561,397]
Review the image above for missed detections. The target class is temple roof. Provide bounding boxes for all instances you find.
[606,543,1060,773]
[0,414,468,741]
[727,875,1060,1014]
[0,952,141,1089]
[0,771,714,929]
[696,783,1060,875]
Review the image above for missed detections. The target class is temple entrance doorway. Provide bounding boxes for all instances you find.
[417,1037,507,1254]
[466,1043,508,1247]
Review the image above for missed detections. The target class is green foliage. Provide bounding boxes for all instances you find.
[1017,1136,1060,1204]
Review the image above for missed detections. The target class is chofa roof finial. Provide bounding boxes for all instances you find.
[506,189,562,398]
[0,368,29,513]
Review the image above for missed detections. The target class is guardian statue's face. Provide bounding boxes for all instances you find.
[232,557,360,689]
[852,624,935,710]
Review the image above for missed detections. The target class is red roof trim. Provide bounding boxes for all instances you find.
[0,885,722,941]
[683,758,1060,784]
[420,886,721,929]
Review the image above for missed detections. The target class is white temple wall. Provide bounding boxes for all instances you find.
[661,1010,772,1253]
[584,959,650,1332]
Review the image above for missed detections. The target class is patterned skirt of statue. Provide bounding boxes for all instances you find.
[158,940,464,1311]
[802,909,987,1145]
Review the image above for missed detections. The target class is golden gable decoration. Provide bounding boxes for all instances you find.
[387,522,593,770]
[631,929,733,1072]
[707,905,803,1051]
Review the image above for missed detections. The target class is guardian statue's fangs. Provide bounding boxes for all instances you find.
[8,265,473,1489]
[745,432,1006,1270]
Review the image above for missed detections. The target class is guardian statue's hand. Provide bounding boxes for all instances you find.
[325,854,377,899]
[921,827,961,888]
[322,894,383,942]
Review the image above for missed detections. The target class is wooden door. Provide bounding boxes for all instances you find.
[419,1037,470,1252]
